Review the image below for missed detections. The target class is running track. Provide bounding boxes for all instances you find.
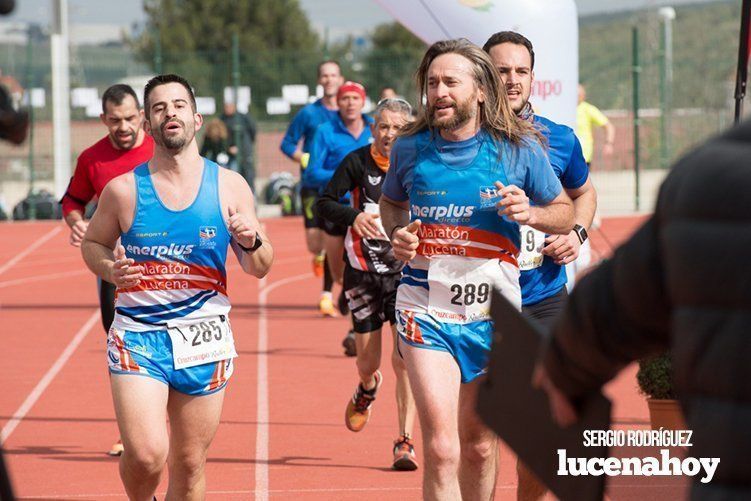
[0,216,689,500]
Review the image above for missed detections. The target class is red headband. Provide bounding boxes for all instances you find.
[337,81,366,100]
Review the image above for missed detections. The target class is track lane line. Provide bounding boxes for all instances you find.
[0,226,62,277]
[0,269,88,289]
[0,309,100,444]
[255,271,312,501]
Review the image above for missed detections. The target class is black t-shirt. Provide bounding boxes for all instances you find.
[316,145,403,274]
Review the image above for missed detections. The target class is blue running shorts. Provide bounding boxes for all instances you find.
[396,310,493,383]
[107,327,234,396]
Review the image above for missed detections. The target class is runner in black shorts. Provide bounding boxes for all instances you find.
[316,98,419,470]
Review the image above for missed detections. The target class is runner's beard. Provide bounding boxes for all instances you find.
[154,118,193,151]
[111,130,137,150]
[430,95,476,131]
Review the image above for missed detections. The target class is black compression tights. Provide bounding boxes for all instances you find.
[323,255,333,293]
[98,278,116,333]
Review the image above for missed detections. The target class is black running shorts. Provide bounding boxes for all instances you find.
[300,186,320,230]
[343,265,400,334]
[521,286,568,332]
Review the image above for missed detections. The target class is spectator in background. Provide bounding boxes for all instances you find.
[201,118,233,168]
[221,101,257,190]
[576,84,615,166]
[379,87,398,101]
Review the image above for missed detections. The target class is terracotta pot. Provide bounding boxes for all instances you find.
[646,398,686,430]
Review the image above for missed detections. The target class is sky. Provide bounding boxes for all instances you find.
[2,0,731,41]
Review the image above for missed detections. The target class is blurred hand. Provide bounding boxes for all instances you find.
[110,244,143,288]
[542,231,581,265]
[603,143,614,157]
[228,206,260,250]
[353,212,383,239]
[391,219,421,262]
[495,181,531,224]
[68,220,88,247]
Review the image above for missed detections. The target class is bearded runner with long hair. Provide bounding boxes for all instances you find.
[379,39,574,500]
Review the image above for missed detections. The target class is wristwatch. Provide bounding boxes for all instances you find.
[237,233,263,253]
[572,224,588,244]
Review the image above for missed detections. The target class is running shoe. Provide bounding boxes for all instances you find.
[312,254,325,277]
[392,434,419,471]
[319,294,336,317]
[107,438,124,457]
[345,370,382,432]
[342,330,356,357]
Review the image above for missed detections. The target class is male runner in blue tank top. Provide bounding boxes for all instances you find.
[82,74,273,500]
[280,60,343,315]
[380,39,574,500]
[484,31,598,501]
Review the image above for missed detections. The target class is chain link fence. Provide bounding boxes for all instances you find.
[0,0,746,217]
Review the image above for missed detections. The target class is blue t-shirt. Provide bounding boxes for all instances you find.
[279,99,339,159]
[302,114,373,191]
[383,129,561,207]
[519,114,590,306]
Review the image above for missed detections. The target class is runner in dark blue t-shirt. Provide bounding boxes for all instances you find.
[484,30,598,501]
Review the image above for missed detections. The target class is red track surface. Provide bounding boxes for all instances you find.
[0,215,688,500]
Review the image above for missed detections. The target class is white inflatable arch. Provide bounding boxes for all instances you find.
[373,0,579,128]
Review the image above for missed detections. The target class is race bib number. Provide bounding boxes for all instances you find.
[427,256,498,323]
[363,202,388,240]
[167,316,238,370]
[518,226,546,271]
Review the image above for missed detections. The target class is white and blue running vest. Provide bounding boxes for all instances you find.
[112,159,232,332]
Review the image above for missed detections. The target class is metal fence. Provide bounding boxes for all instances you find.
[0,0,746,217]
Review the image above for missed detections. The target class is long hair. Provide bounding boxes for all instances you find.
[400,38,540,147]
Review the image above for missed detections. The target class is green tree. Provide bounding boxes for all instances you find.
[362,22,426,103]
[129,0,322,118]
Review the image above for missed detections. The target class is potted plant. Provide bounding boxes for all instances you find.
[636,353,686,430]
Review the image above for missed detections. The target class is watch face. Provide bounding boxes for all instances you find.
[576,225,588,243]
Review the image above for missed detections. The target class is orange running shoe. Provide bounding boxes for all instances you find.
[319,293,336,317]
[345,370,382,432]
[312,254,325,277]
[392,434,419,471]
[107,438,124,456]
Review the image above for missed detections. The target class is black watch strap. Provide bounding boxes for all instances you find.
[237,233,263,252]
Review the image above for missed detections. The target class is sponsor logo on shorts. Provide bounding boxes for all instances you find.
[128,344,153,359]
[108,350,120,365]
